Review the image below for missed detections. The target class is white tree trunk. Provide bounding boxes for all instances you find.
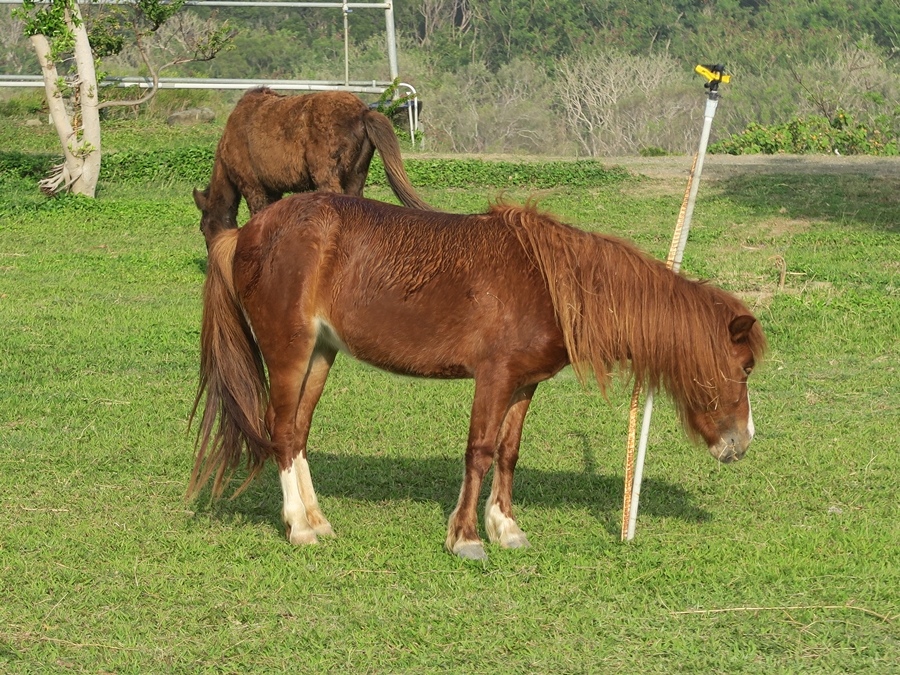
[31,33,78,189]
[30,2,101,197]
[70,2,101,196]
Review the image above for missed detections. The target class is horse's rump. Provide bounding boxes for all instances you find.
[195,88,431,246]
[220,88,371,193]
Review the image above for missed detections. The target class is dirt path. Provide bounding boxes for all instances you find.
[604,154,900,180]
[421,152,900,180]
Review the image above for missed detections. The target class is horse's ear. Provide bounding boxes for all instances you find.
[193,187,208,211]
[729,315,756,343]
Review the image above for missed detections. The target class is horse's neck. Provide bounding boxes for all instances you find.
[207,161,240,220]
[587,237,700,362]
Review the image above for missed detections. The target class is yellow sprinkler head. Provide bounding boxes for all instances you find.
[695,64,732,86]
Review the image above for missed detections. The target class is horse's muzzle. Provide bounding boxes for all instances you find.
[708,431,752,463]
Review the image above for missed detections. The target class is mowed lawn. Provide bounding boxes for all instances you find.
[0,122,898,672]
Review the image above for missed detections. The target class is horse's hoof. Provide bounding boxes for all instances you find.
[501,533,531,549]
[453,542,487,561]
[286,525,318,546]
[313,522,335,538]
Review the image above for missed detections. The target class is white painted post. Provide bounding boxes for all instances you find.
[384,0,399,81]
[624,65,730,541]
[343,1,351,86]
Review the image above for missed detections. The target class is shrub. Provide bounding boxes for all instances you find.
[0,91,46,117]
[0,150,56,179]
[639,146,669,157]
[101,146,216,184]
[710,110,900,156]
[369,157,631,189]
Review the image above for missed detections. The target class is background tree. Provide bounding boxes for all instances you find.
[5,0,899,158]
[787,37,896,120]
[15,0,233,196]
[555,49,684,156]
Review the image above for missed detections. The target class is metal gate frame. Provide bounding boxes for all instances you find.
[0,0,420,140]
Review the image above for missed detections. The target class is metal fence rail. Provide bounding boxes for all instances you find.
[0,0,402,89]
[1,1,420,138]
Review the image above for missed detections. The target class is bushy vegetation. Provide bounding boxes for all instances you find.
[711,111,900,156]
[54,147,631,189]
[101,145,217,185]
[3,1,899,156]
[0,149,56,180]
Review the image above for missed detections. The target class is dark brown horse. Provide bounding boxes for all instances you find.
[188,193,766,560]
[192,88,432,246]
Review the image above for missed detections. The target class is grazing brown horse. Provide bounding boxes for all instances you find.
[188,193,766,560]
[192,88,432,246]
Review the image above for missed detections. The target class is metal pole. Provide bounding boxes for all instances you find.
[384,0,399,82]
[343,1,351,86]
[671,94,719,271]
[623,64,731,541]
[625,389,656,538]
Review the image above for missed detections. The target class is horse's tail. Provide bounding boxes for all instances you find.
[364,109,434,211]
[187,229,273,500]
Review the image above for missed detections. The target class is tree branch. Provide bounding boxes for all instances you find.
[97,30,161,110]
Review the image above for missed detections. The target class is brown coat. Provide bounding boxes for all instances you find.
[194,88,431,245]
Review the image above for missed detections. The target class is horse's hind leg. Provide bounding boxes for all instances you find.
[244,185,281,215]
[310,135,372,197]
[339,144,374,197]
[290,347,337,538]
[485,384,536,550]
[446,375,518,561]
[267,339,325,545]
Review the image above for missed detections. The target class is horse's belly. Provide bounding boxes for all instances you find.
[316,300,490,380]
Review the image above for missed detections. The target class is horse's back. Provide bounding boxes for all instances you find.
[234,193,568,381]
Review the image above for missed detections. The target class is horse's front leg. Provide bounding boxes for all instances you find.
[485,383,536,550]
[446,376,517,561]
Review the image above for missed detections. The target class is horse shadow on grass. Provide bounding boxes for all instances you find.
[715,172,900,234]
[190,430,709,541]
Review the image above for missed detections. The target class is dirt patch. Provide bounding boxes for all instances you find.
[605,153,900,180]
[419,151,900,181]
[760,216,812,238]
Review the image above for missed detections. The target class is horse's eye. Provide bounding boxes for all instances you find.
[743,366,753,376]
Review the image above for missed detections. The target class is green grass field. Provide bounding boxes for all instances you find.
[1,116,898,673]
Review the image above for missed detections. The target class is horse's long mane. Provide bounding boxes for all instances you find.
[496,202,766,415]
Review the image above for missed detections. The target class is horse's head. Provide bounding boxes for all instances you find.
[194,187,238,249]
[683,315,763,464]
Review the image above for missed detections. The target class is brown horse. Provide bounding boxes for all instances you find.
[192,88,432,246]
[188,193,766,560]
